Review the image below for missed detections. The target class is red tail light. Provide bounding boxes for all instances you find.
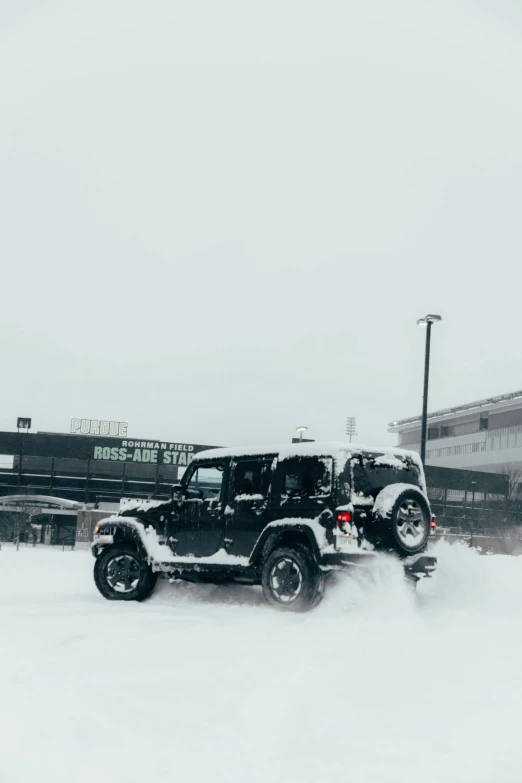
[337,512,352,528]
[430,517,436,529]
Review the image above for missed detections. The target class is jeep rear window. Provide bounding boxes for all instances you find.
[350,457,420,497]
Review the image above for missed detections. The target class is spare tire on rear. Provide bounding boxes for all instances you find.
[372,484,431,556]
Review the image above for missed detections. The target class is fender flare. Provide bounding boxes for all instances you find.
[249,521,324,566]
[92,518,150,561]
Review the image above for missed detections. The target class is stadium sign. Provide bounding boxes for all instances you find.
[71,418,128,437]
[93,441,195,465]
[0,431,215,466]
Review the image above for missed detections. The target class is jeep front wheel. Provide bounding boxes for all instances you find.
[261,545,323,612]
[94,545,158,601]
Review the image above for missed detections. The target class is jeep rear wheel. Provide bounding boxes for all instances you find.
[94,545,158,602]
[261,545,323,612]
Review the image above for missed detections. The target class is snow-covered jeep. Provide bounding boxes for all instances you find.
[92,442,436,611]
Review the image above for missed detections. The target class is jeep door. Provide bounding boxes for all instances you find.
[174,460,228,557]
[225,457,275,556]
[275,456,334,519]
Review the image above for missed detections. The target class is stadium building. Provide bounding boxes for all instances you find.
[0,427,215,546]
[1,405,514,547]
[388,389,522,474]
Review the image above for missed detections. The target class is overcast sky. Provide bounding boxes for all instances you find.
[0,0,521,448]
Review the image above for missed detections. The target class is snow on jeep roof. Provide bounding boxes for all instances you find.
[192,441,422,468]
[119,497,168,514]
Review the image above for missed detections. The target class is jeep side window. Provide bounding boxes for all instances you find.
[281,458,332,498]
[351,457,421,498]
[233,460,272,498]
[368,461,421,491]
[185,464,224,500]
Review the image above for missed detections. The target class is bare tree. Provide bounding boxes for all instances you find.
[505,467,522,518]
[490,467,522,551]
[0,494,40,547]
[427,486,446,504]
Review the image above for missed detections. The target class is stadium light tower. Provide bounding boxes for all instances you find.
[296,426,308,442]
[346,417,357,443]
[416,314,442,464]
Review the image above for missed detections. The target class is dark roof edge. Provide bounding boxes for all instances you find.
[389,389,522,429]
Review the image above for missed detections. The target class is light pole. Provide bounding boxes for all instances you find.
[296,426,308,442]
[416,314,442,464]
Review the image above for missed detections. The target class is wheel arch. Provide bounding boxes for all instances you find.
[250,522,321,567]
[92,520,147,560]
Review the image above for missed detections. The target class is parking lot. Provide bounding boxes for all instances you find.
[1,542,522,783]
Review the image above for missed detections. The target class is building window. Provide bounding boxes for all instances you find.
[426,441,486,459]
[479,417,489,431]
[428,427,440,441]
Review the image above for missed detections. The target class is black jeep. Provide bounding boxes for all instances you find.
[92,442,436,611]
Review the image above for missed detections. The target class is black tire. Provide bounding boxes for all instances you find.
[94,544,158,602]
[375,487,431,556]
[261,544,324,612]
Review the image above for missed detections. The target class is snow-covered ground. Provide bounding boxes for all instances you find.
[1,542,521,783]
